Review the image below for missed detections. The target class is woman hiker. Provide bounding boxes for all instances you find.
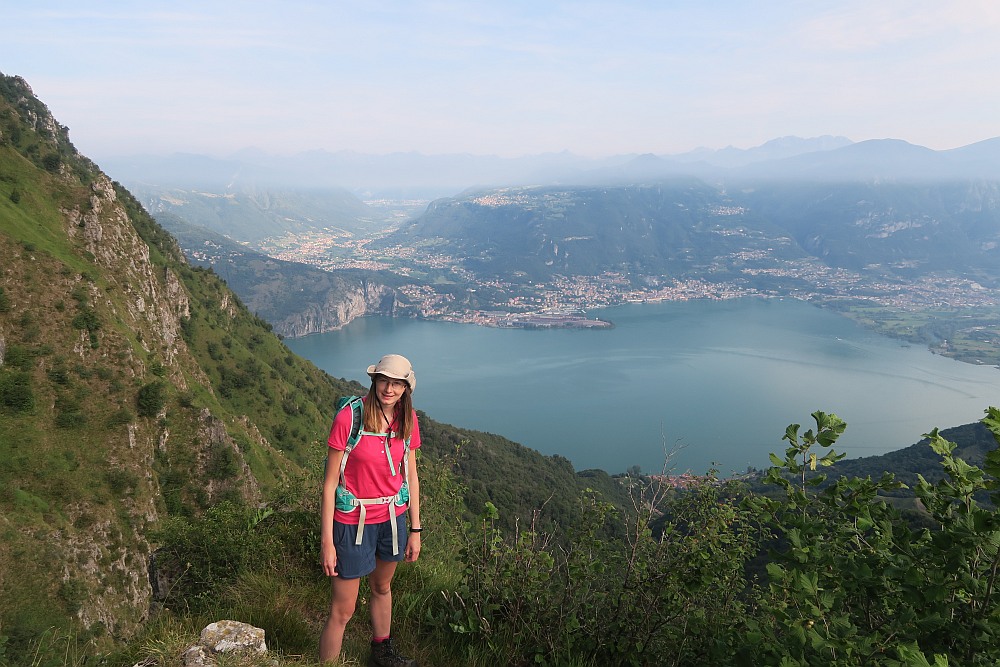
[320,354,422,666]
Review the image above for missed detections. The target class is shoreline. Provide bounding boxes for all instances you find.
[291,294,1000,368]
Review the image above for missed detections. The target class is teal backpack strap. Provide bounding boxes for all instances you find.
[326,396,364,481]
[334,396,365,482]
[334,395,364,448]
[394,436,412,508]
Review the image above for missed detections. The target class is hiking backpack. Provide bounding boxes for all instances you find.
[331,395,411,554]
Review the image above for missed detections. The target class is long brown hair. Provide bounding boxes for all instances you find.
[363,378,414,441]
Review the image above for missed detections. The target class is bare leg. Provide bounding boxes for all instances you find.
[368,558,400,638]
[320,575,361,663]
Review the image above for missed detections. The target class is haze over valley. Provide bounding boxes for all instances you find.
[112,138,1000,368]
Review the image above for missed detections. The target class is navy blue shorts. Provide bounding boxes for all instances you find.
[333,512,408,579]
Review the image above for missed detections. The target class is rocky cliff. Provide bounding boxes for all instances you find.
[276,279,396,337]
[0,73,351,649]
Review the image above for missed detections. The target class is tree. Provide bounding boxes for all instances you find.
[136,381,165,418]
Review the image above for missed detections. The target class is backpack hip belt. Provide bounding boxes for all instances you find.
[335,482,410,555]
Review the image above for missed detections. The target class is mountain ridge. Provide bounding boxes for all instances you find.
[0,73,345,641]
[99,134,1000,199]
[156,212,399,337]
[380,178,1000,284]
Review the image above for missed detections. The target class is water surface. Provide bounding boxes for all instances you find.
[286,298,1000,475]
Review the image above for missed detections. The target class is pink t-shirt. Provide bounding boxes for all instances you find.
[327,401,421,525]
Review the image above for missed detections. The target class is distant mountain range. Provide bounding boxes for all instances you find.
[675,135,855,167]
[100,135,1000,200]
[123,181,390,244]
[103,134,1000,354]
[732,137,1000,182]
[100,135,1000,262]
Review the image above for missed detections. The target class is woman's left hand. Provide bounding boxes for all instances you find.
[405,532,421,562]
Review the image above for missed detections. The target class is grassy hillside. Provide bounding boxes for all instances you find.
[0,72,356,646]
[0,73,636,663]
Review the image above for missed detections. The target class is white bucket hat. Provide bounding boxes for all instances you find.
[366,354,416,392]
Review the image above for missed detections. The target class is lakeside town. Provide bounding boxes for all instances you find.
[259,226,1000,333]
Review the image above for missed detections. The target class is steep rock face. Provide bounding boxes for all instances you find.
[65,175,191,373]
[196,408,261,502]
[277,280,396,338]
[0,233,162,637]
[1,73,277,641]
[50,178,266,635]
[147,211,402,340]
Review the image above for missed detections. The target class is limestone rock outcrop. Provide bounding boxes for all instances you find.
[276,279,396,338]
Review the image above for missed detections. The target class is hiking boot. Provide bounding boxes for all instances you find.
[368,636,417,667]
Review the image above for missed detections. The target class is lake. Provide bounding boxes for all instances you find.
[285,298,1000,476]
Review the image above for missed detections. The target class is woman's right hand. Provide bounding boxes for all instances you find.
[321,542,338,577]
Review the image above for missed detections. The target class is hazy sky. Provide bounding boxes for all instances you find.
[3,1,999,160]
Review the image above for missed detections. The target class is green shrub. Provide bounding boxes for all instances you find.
[136,381,165,418]
[206,443,239,481]
[0,370,35,413]
[151,501,287,611]
[54,409,86,429]
[105,469,139,498]
[71,307,100,333]
[176,390,196,408]
[105,407,134,428]
[443,476,759,665]
[41,153,60,172]
[3,345,34,371]
[58,578,88,615]
[742,408,1000,666]
[47,364,70,385]
[440,408,1000,667]
[54,394,85,428]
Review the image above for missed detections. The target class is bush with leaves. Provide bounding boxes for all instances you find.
[151,501,288,611]
[0,369,35,413]
[743,408,1000,667]
[136,380,165,418]
[444,472,762,666]
[441,408,1000,667]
